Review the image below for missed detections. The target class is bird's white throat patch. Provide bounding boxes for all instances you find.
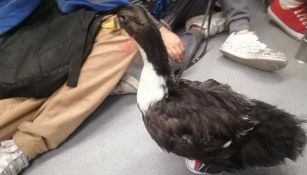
[136,46,167,112]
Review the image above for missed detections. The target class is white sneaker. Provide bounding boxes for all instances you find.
[185,12,226,38]
[111,74,139,95]
[0,140,29,175]
[220,31,288,71]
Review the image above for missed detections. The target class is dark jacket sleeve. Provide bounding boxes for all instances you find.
[129,0,163,29]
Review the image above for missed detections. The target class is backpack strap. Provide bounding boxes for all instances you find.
[67,13,104,87]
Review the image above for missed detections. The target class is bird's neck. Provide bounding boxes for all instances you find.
[136,45,171,112]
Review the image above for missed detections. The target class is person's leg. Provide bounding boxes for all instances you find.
[0,15,138,175]
[268,0,306,40]
[219,0,250,33]
[0,98,46,141]
[0,98,46,175]
[12,17,138,159]
[218,0,288,72]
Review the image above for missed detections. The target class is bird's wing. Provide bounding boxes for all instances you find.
[144,79,259,160]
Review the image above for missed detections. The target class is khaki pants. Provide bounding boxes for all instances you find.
[0,19,138,159]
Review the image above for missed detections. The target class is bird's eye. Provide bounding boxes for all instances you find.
[118,14,127,23]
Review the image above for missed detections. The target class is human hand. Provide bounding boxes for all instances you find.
[159,26,185,63]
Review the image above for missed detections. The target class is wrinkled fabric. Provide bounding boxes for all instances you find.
[57,0,129,13]
[0,0,41,35]
[151,0,172,18]
[0,0,129,34]
[0,0,103,99]
[0,0,164,35]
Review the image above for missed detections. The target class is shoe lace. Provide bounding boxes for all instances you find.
[294,7,307,28]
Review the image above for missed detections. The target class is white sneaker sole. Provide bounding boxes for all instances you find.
[220,48,287,72]
[268,6,304,41]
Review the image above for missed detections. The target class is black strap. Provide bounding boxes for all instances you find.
[198,0,216,59]
[176,0,217,77]
[67,14,104,87]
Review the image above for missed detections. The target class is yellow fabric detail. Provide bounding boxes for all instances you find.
[102,15,119,30]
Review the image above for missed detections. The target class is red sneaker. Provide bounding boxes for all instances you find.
[268,0,307,40]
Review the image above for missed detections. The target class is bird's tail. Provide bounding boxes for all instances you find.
[240,100,306,167]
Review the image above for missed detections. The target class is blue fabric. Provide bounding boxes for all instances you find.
[57,0,129,13]
[152,0,171,18]
[0,0,41,34]
[0,0,129,35]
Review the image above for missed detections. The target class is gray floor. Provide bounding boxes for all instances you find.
[23,0,307,175]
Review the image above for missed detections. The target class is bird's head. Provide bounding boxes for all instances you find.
[117,6,172,78]
[117,6,154,39]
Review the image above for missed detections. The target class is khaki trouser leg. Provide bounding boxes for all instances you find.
[0,98,46,141]
[1,25,137,159]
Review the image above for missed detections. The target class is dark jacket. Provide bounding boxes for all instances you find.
[0,0,103,99]
[0,0,172,99]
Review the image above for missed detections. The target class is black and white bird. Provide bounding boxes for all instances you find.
[117,6,306,172]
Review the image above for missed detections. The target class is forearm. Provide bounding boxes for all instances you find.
[129,0,184,61]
